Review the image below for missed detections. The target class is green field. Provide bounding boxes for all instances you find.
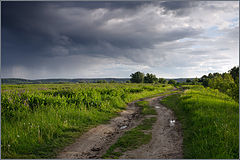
[1,83,173,158]
[1,83,239,159]
[161,85,239,159]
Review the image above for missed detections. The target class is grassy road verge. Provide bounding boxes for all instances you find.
[161,85,239,159]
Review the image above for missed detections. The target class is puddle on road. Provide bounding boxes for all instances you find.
[169,120,175,127]
[120,125,127,129]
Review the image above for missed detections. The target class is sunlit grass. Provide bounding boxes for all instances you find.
[161,85,239,159]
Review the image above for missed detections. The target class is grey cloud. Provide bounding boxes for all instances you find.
[160,1,199,16]
[2,1,202,60]
[161,1,195,10]
[2,1,239,79]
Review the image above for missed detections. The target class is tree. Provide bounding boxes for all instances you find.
[202,78,209,87]
[200,75,209,87]
[168,79,176,85]
[200,66,239,102]
[144,73,158,83]
[213,72,221,77]
[192,77,199,85]
[186,79,192,83]
[96,80,107,83]
[199,75,207,82]
[159,78,168,84]
[229,66,239,83]
[158,78,166,84]
[130,71,145,83]
[208,73,214,79]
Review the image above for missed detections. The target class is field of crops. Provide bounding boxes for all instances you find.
[161,85,239,159]
[1,83,173,158]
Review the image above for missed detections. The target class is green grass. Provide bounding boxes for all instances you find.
[102,129,152,159]
[136,101,157,115]
[136,117,157,130]
[161,85,239,159]
[1,83,173,158]
[102,101,157,159]
[143,89,180,98]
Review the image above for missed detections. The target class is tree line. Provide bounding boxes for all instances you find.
[130,71,176,84]
[130,66,239,102]
[198,66,239,102]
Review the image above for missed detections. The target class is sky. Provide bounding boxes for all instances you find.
[1,1,239,79]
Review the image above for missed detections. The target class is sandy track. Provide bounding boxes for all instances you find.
[57,91,183,159]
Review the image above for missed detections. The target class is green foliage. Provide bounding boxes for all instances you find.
[200,66,239,102]
[144,73,158,83]
[96,80,107,83]
[136,101,157,115]
[186,79,192,83]
[1,83,173,158]
[102,128,151,159]
[192,77,199,85]
[136,117,157,130]
[161,86,239,159]
[168,79,176,85]
[130,71,145,83]
[158,78,167,84]
[229,66,239,84]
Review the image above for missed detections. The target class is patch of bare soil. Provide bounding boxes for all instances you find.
[57,91,183,159]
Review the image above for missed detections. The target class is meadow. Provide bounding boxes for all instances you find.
[1,83,173,158]
[161,85,239,159]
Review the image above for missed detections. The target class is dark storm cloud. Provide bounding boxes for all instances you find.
[49,1,148,10]
[2,0,202,70]
[160,1,200,16]
[2,1,238,79]
[161,1,193,10]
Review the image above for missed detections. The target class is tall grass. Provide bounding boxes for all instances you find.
[161,85,239,159]
[1,83,173,158]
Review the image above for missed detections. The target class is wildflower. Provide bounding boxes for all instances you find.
[17,135,20,138]
[8,144,10,147]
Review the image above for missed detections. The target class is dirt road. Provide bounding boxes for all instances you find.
[57,92,183,159]
[120,95,183,159]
